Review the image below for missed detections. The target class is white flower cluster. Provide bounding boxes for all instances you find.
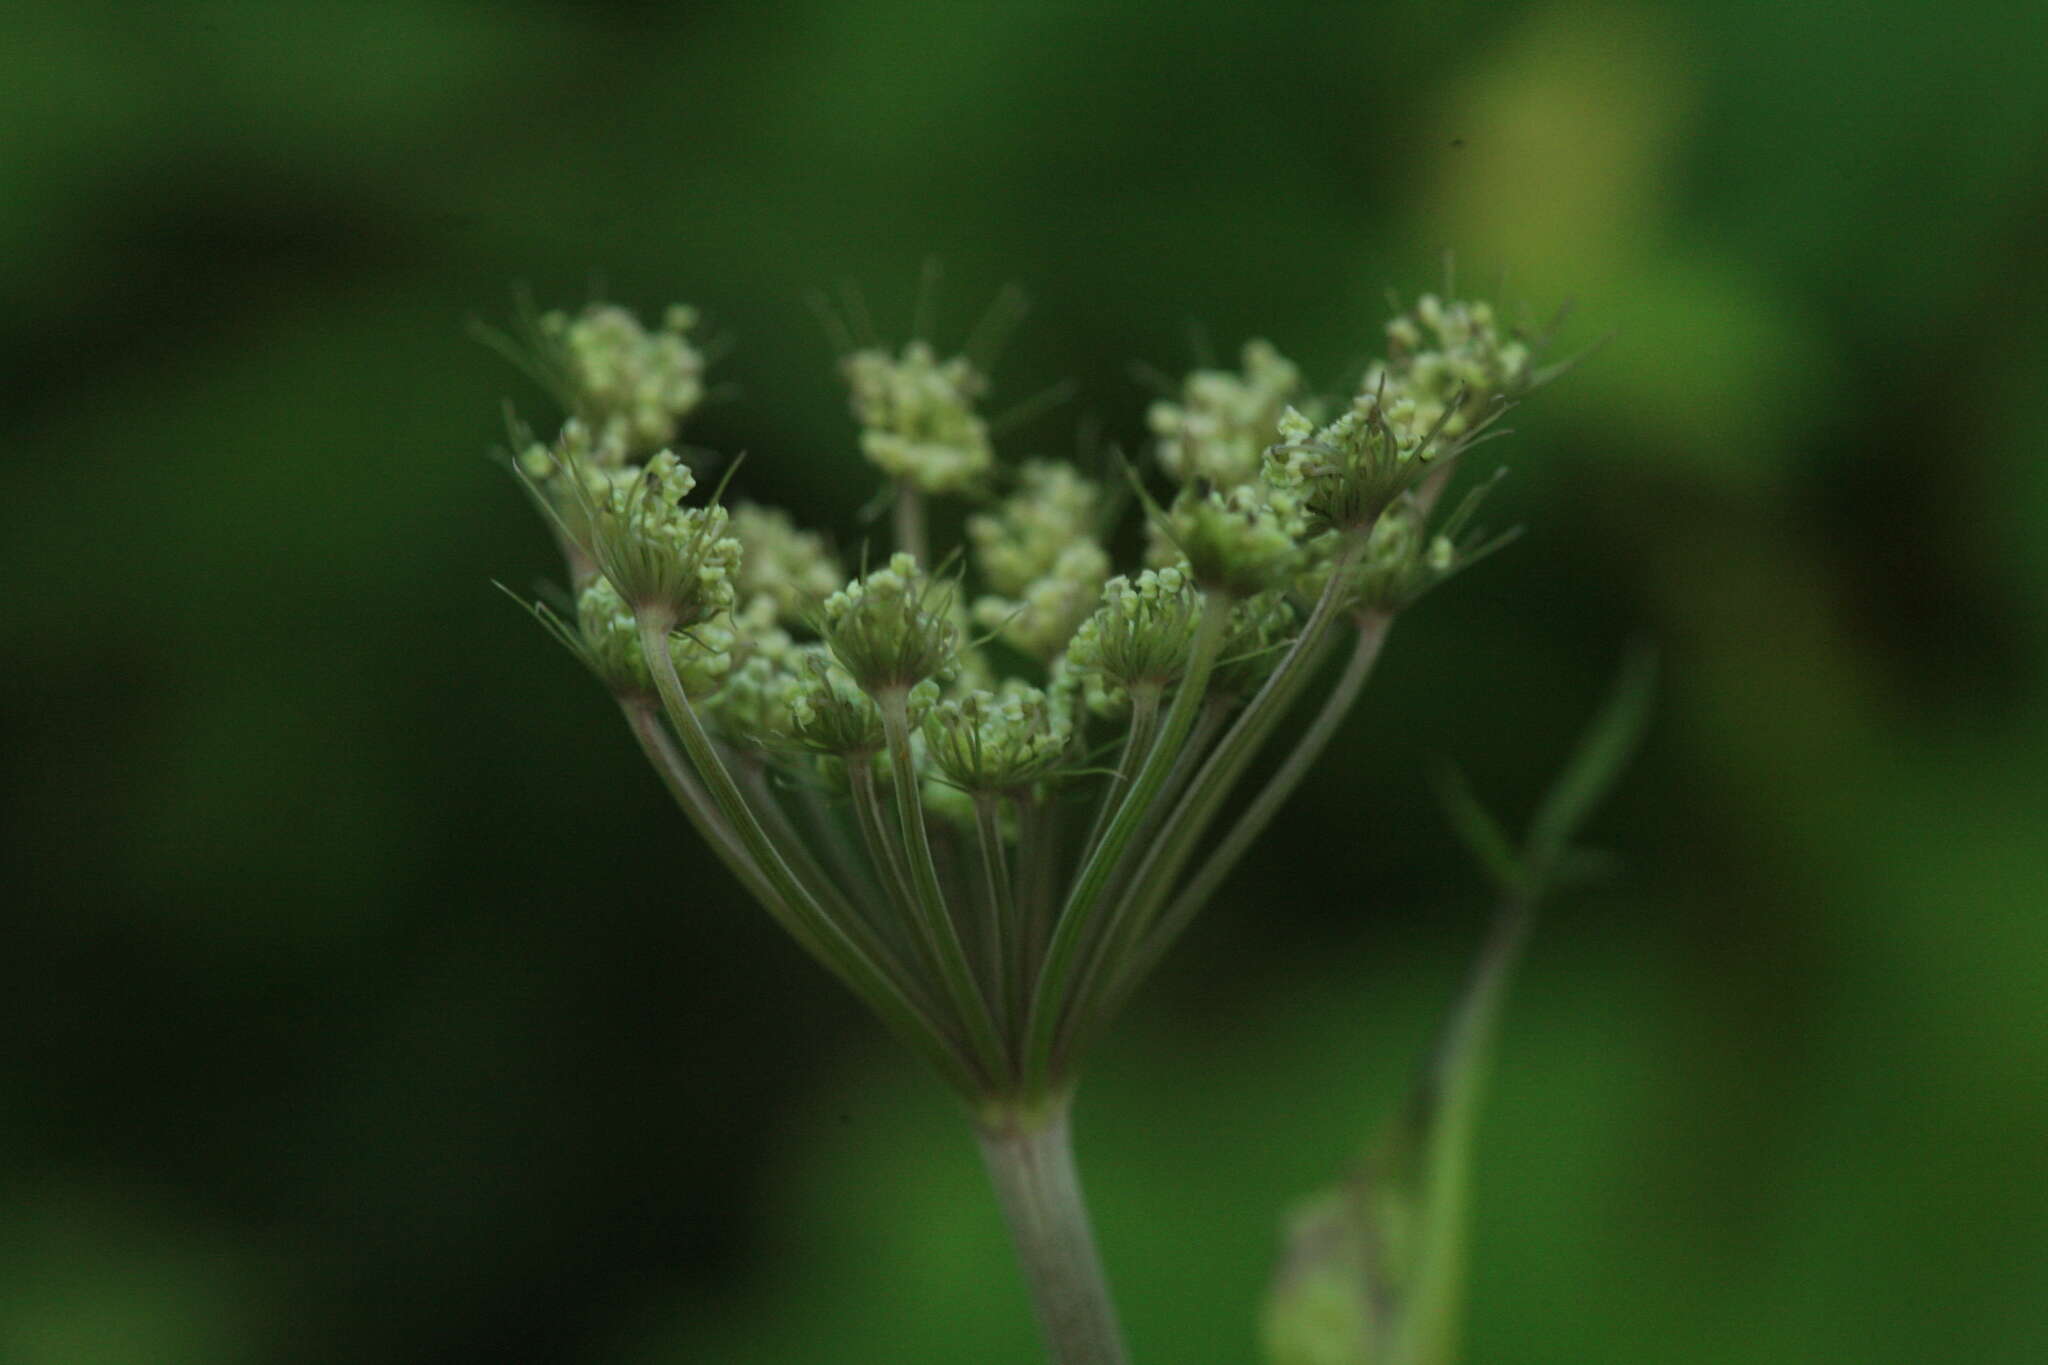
[1147,339,1302,488]
[576,578,737,700]
[541,303,707,457]
[1162,483,1302,598]
[969,462,1112,661]
[1063,566,1203,714]
[1375,294,1531,437]
[843,341,994,493]
[729,502,844,625]
[551,448,741,626]
[923,682,1077,792]
[820,552,961,692]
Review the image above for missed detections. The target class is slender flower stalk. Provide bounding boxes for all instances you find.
[492,286,1561,1363]
[978,1098,1128,1365]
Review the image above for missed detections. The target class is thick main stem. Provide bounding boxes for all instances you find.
[976,1101,1128,1365]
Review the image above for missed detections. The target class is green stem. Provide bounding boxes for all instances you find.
[637,615,977,1094]
[1023,595,1233,1091]
[1079,685,1159,869]
[847,755,921,935]
[620,699,786,931]
[1113,537,1366,940]
[740,757,876,943]
[895,480,928,564]
[975,1098,1128,1365]
[879,688,1009,1079]
[972,792,1018,1033]
[1144,613,1392,966]
[1013,791,1057,1005]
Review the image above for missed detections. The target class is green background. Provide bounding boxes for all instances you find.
[6,2,2046,1361]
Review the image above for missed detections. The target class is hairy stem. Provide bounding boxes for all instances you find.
[976,1099,1128,1365]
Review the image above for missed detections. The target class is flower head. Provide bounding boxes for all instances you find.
[1378,293,1532,437]
[923,682,1076,792]
[819,553,961,694]
[730,502,843,626]
[540,302,708,457]
[843,341,994,493]
[575,577,737,699]
[533,445,742,628]
[1159,483,1302,598]
[1064,566,1204,713]
[1149,339,1303,488]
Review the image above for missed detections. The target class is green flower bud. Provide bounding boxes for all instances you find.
[575,578,737,699]
[781,648,889,756]
[1264,382,1460,536]
[1148,339,1304,489]
[1211,591,1299,701]
[730,501,843,626]
[1379,293,1532,437]
[843,341,994,494]
[539,302,707,457]
[819,553,961,694]
[1065,566,1202,714]
[1162,483,1301,598]
[539,446,742,628]
[967,460,1105,595]
[922,682,1076,792]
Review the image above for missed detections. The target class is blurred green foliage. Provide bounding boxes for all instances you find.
[4,2,2045,1363]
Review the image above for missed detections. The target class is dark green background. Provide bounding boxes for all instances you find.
[6,2,2046,1361]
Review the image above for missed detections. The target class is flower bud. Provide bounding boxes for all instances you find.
[922,682,1076,792]
[819,553,961,694]
[1378,293,1532,437]
[540,302,707,457]
[843,341,993,494]
[1162,483,1301,598]
[1211,591,1299,702]
[1263,384,1457,536]
[576,578,737,699]
[1149,339,1304,489]
[544,447,743,628]
[781,648,889,756]
[1065,566,1203,714]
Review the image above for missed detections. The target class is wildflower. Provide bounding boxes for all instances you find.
[923,683,1076,792]
[819,553,961,695]
[1149,339,1304,488]
[729,502,843,626]
[574,577,737,700]
[1377,293,1532,436]
[843,340,994,494]
[529,444,741,629]
[498,282,1563,1110]
[540,302,708,457]
[1160,482,1302,598]
[1064,567,1204,713]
